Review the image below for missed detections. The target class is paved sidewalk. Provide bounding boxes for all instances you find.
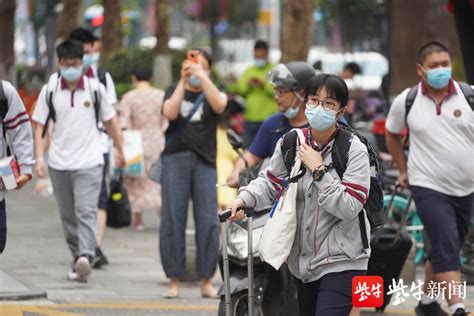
[0,183,472,315]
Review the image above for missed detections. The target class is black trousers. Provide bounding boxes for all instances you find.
[296,269,365,316]
[0,200,6,254]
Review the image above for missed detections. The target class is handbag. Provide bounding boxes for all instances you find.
[257,129,305,270]
[106,172,132,228]
[147,92,205,184]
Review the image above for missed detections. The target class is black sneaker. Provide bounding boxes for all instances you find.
[92,247,109,269]
[415,301,449,316]
[453,308,470,316]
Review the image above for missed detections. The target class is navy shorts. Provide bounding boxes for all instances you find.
[411,186,473,273]
[296,270,366,316]
[98,154,110,210]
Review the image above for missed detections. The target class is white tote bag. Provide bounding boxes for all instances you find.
[111,130,145,177]
[258,129,305,270]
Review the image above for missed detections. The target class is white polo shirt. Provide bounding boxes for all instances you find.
[32,75,116,170]
[386,80,474,197]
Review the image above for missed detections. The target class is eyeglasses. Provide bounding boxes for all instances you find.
[305,96,338,111]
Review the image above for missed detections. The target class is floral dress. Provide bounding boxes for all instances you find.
[119,87,168,213]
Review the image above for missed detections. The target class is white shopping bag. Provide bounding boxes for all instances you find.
[112,130,145,177]
[258,129,305,270]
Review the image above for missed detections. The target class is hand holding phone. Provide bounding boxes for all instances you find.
[187,50,200,63]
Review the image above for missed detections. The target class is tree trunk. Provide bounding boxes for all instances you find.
[0,0,16,82]
[153,0,172,88]
[45,0,59,76]
[57,0,81,41]
[281,0,315,63]
[102,0,123,62]
[389,0,463,96]
[453,0,474,84]
[155,0,170,55]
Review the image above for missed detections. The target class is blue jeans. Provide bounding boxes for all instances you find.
[159,150,219,280]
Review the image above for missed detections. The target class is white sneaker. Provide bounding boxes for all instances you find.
[67,267,79,281]
[74,256,91,283]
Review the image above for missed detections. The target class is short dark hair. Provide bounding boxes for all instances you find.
[417,41,449,64]
[254,40,269,51]
[305,73,349,108]
[344,62,362,75]
[56,40,84,60]
[132,64,152,81]
[69,27,97,45]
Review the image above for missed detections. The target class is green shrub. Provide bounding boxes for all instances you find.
[102,47,186,99]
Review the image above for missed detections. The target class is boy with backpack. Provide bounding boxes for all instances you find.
[0,80,35,254]
[32,40,125,283]
[69,27,118,268]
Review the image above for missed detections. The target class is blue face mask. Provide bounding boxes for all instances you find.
[255,58,267,68]
[283,106,299,119]
[83,53,100,68]
[425,67,452,89]
[305,105,340,131]
[60,66,83,82]
[188,75,201,87]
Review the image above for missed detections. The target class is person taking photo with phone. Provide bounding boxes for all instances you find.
[160,49,227,299]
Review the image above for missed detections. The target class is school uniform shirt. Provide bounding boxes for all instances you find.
[32,75,116,170]
[386,80,473,197]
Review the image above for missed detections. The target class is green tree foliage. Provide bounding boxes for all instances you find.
[102,47,185,98]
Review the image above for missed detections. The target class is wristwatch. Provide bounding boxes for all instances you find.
[312,165,328,182]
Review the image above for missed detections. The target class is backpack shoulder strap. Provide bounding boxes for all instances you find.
[86,77,101,126]
[457,82,474,111]
[331,128,352,179]
[0,80,8,121]
[281,129,298,176]
[97,69,107,88]
[405,84,418,126]
[41,73,60,138]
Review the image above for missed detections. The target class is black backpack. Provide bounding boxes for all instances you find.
[106,172,131,228]
[281,125,385,249]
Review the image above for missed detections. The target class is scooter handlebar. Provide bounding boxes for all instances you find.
[219,209,233,222]
[218,207,254,222]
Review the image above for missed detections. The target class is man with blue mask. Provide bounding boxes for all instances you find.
[32,40,125,283]
[228,40,278,146]
[227,61,314,187]
[69,28,118,269]
[386,42,473,316]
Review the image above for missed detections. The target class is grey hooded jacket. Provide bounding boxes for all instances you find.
[0,81,35,200]
[238,128,371,283]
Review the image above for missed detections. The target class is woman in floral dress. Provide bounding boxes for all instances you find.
[119,65,168,230]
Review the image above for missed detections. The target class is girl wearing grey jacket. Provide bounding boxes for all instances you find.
[229,74,371,316]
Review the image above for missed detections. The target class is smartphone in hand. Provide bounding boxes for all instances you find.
[187,50,200,63]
